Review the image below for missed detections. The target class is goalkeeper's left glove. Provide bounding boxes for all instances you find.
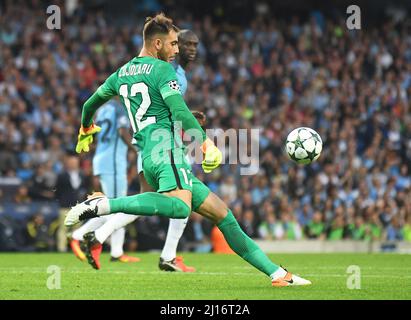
[201,138,222,173]
[75,123,101,153]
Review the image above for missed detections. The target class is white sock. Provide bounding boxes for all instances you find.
[97,197,110,215]
[72,217,107,241]
[110,227,125,258]
[95,213,138,244]
[270,267,288,281]
[160,217,189,261]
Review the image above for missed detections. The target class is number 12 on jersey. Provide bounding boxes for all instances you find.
[119,82,156,132]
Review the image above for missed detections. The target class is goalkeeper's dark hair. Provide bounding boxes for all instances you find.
[143,12,179,41]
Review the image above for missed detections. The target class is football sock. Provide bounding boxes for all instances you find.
[270,267,288,280]
[108,192,190,219]
[161,217,189,261]
[217,210,280,277]
[108,227,125,258]
[95,197,110,215]
[94,213,138,244]
[72,217,107,241]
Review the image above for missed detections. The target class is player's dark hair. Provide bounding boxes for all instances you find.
[178,29,198,42]
[143,12,179,41]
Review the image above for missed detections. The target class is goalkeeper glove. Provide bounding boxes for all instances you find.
[75,123,101,153]
[201,138,222,173]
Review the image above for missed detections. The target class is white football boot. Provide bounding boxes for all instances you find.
[64,192,108,226]
[272,268,312,287]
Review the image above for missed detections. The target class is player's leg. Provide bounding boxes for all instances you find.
[192,177,311,287]
[65,188,191,226]
[108,225,140,262]
[83,174,140,269]
[154,150,194,271]
[93,213,139,254]
[113,149,193,217]
[159,217,193,272]
[85,155,141,264]
[80,174,116,269]
[109,226,125,259]
[107,173,140,262]
[137,152,154,193]
[65,149,192,224]
[72,217,107,241]
[96,151,191,263]
[66,149,193,269]
[76,190,191,218]
[195,191,280,275]
[110,147,193,215]
[68,174,113,261]
[70,217,107,261]
[132,151,193,272]
[83,214,141,268]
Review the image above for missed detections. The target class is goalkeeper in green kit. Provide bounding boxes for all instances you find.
[64,13,311,287]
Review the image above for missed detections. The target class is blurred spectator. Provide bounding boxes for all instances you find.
[365,213,383,241]
[27,164,55,201]
[239,209,259,238]
[386,216,404,241]
[55,154,90,208]
[277,211,303,240]
[0,132,17,175]
[396,165,411,191]
[219,176,237,204]
[24,213,57,252]
[239,192,258,217]
[55,154,91,252]
[13,185,32,204]
[349,216,367,240]
[296,203,314,227]
[327,215,347,240]
[0,215,23,251]
[304,211,326,239]
[258,212,283,240]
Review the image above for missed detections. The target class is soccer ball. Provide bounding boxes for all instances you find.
[285,127,322,164]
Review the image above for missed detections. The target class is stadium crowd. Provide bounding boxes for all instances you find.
[1,0,411,251]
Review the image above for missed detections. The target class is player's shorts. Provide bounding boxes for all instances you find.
[137,150,191,174]
[142,147,210,211]
[98,173,127,198]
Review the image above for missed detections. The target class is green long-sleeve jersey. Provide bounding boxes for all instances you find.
[81,56,206,160]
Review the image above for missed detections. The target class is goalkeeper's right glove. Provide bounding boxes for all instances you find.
[75,123,101,153]
[201,138,222,173]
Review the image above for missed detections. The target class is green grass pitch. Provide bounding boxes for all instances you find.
[0,252,410,300]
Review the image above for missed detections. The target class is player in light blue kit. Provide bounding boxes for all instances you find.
[70,100,140,268]
[137,29,202,272]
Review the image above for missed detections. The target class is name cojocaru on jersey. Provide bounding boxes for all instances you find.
[119,63,153,77]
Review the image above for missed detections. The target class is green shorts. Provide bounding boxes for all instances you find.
[142,148,210,211]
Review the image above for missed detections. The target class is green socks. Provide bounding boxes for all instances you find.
[217,210,279,277]
[108,192,190,219]
[109,195,279,277]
